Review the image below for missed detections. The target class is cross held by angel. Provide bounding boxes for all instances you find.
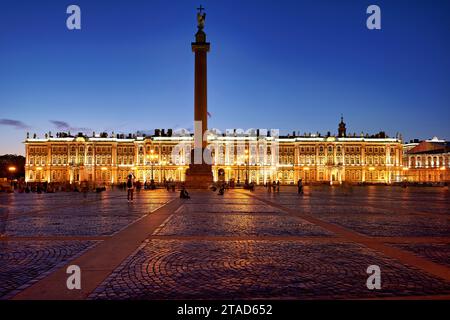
[197,5,206,29]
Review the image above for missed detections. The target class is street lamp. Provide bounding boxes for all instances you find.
[8,166,16,186]
[235,160,240,184]
[161,160,166,182]
[146,149,158,183]
[245,149,249,183]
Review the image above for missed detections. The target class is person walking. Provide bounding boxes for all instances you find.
[276,180,280,192]
[126,173,135,202]
[267,180,272,193]
[297,179,304,195]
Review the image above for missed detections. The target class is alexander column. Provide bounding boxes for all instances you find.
[185,5,213,188]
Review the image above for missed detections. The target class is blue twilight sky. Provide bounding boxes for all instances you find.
[0,0,449,155]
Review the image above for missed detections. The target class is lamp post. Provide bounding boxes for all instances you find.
[146,149,158,184]
[236,161,240,184]
[161,160,166,182]
[245,149,249,183]
[8,166,16,187]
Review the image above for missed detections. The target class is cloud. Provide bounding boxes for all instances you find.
[0,119,30,129]
[50,120,70,129]
[50,120,91,132]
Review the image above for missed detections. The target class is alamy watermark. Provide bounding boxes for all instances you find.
[66,4,381,31]
[366,265,382,290]
[169,121,280,167]
[66,265,81,290]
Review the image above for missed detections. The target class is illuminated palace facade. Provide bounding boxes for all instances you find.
[24,119,406,185]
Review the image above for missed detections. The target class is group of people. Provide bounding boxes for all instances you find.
[1,181,100,194]
[265,180,281,193]
[211,182,227,195]
[264,179,304,195]
[120,179,156,192]
[164,179,177,192]
[125,173,189,202]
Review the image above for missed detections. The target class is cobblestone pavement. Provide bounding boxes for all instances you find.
[154,208,332,237]
[90,240,450,300]
[254,186,450,237]
[390,243,450,268]
[2,186,450,299]
[0,190,176,299]
[0,240,97,299]
[1,191,176,236]
[89,186,450,300]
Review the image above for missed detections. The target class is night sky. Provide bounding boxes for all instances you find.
[1,0,449,155]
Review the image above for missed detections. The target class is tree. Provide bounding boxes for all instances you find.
[0,155,25,179]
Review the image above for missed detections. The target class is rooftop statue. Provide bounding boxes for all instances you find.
[197,5,206,29]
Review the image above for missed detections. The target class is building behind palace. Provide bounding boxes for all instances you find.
[402,137,450,183]
[24,118,423,185]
